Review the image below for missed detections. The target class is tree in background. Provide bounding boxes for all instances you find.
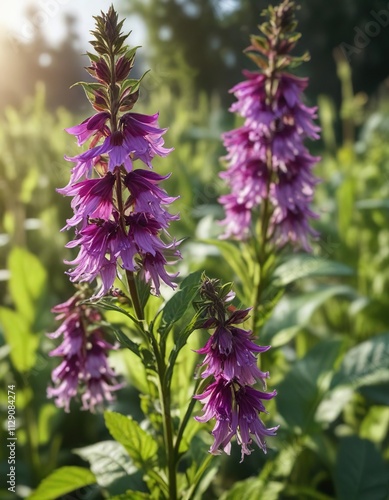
[125,0,389,107]
[0,7,84,113]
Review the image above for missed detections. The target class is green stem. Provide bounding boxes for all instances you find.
[184,454,214,500]
[251,23,282,331]
[173,376,203,459]
[150,331,177,500]
[251,169,273,331]
[114,166,144,321]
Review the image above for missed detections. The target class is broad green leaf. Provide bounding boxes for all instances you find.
[316,387,354,425]
[28,466,96,500]
[262,285,356,346]
[109,349,149,393]
[277,339,343,432]
[104,411,158,468]
[334,436,389,500]
[0,307,39,373]
[359,383,389,405]
[273,254,353,286]
[158,271,202,337]
[331,332,389,389]
[73,440,143,494]
[8,247,47,323]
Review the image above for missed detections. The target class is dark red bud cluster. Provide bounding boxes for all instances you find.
[116,56,133,81]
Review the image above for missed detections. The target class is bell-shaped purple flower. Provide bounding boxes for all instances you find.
[195,377,278,460]
[65,217,137,296]
[235,385,278,461]
[66,112,110,146]
[195,378,235,455]
[58,172,116,229]
[121,112,173,167]
[197,309,270,386]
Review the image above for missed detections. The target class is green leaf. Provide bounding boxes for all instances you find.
[110,492,149,500]
[120,70,150,96]
[277,339,343,432]
[86,51,100,62]
[90,297,140,324]
[104,411,158,469]
[8,247,47,323]
[110,326,140,357]
[359,382,389,405]
[360,406,389,444]
[315,387,354,425]
[72,81,107,108]
[73,440,143,493]
[200,240,251,300]
[158,271,202,337]
[38,405,58,445]
[262,285,356,346]
[0,307,39,373]
[334,436,389,500]
[221,478,284,500]
[124,46,141,61]
[331,332,389,389]
[28,466,96,500]
[273,254,353,286]
[356,199,389,210]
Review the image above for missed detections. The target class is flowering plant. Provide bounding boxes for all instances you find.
[31,1,321,498]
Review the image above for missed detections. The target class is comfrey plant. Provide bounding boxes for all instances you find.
[218,0,320,328]
[37,6,278,500]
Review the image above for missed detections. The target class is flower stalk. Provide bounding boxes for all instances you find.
[219,0,321,328]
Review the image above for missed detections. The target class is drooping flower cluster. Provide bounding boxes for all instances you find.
[60,8,180,297]
[195,278,278,461]
[47,290,122,412]
[219,0,320,252]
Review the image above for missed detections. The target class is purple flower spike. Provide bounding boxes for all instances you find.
[195,278,278,459]
[219,1,320,251]
[48,293,121,412]
[60,44,180,299]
